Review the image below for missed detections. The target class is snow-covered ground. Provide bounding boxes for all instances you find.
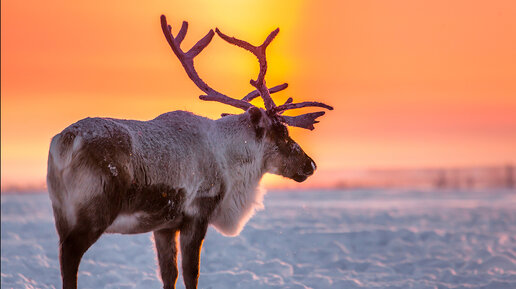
[2,189,516,289]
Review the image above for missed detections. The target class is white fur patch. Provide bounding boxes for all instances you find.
[72,135,83,153]
[61,167,103,228]
[210,186,266,236]
[108,163,118,176]
[105,212,146,234]
[49,134,103,228]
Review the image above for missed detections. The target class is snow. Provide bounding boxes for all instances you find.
[2,189,516,289]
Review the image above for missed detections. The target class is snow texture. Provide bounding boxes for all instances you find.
[2,189,516,289]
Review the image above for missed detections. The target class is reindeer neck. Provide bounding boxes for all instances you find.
[209,115,268,236]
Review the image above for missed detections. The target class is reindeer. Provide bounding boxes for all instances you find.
[47,15,333,289]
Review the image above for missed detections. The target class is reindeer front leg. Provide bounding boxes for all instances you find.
[154,228,180,289]
[180,217,208,289]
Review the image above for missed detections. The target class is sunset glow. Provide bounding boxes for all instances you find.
[2,0,515,190]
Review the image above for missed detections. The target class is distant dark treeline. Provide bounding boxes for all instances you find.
[335,164,516,190]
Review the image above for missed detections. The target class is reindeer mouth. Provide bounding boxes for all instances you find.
[292,174,309,183]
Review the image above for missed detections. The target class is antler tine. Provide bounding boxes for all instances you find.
[242,83,288,102]
[282,97,293,105]
[252,28,279,88]
[274,101,334,114]
[175,21,188,45]
[161,15,253,111]
[280,112,327,131]
[274,100,333,130]
[215,28,279,110]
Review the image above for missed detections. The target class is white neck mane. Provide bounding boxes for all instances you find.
[209,116,269,236]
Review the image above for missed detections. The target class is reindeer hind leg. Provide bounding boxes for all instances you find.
[58,192,121,289]
[59,221,104,289]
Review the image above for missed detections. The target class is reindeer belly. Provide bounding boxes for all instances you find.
[106,183,186,234]
[105,211,184,234]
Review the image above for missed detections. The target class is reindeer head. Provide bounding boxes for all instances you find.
[161,15,333,182]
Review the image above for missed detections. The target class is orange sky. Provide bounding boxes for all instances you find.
[2,0,516,190]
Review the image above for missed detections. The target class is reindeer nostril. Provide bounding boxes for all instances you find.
[303,160,316,175]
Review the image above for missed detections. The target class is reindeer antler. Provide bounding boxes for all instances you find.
[161,15,333,130]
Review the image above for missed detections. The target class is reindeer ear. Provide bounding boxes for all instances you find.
[247,107,265,139]
[248,107,262,125]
